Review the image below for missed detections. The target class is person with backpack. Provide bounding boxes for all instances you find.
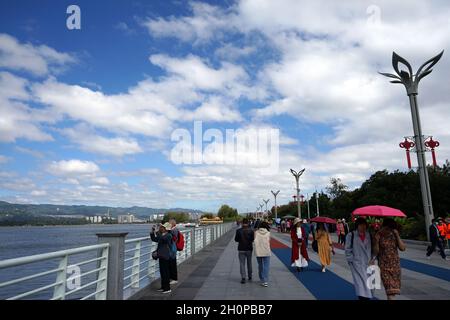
[254,221,271,287]
[235,218,255,284]
[150,222,175,294]
[345,217,375,300]
[168,218,184,285]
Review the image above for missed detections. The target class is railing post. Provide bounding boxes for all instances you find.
[131,242,141,289]
[148,242,157,278]
[96,246,109,300]
[191,229,196,254]
[203,227,207,248]
[97,233,128,300]
[52,255,68,300]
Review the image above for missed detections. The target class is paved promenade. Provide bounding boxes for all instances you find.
[136,227,450,300]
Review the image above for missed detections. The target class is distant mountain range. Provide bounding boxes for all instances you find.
[0,201,205,219]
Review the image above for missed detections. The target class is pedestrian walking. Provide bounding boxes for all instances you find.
[150,222,175,294]
[254,221,271,287]
[302,219,311,248]
[281,219,286,233]
[446,218,450,249]
[315,222,335,272]
[337,219,345,245]
[342,218,350,244]
[235,218,255,284]
[426,218,448,260]
[291,218,309,272]
[345,218,375,300]
[437,219,448,249]
[373,218,406,300]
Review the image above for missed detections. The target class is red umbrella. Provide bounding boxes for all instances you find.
[352,205,407,218]
[310,216,337,224]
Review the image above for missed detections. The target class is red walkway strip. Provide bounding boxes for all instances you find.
[270,237,288,249]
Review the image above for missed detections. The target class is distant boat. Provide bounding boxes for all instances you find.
[184,222,199,228]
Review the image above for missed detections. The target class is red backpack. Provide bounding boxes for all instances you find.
[175,231,185,251]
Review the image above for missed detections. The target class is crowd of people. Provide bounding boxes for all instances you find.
[236,215,449,300]
[149,215,449,299]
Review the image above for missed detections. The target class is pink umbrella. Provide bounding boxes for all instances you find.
[352,205,407,218]
[310,216,337,224]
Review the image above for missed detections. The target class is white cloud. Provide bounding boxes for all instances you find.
[142,2,239,43]
[48,160,100,176]
[0,72,55,142]
[149,54,248,93]
[62,124,143,157]
[31,190,47,196]
[0,33,76,76]
[215,44,256,60]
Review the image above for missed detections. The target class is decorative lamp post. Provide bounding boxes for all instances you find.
[380,50,443,241]
[425,137,440,168]
[399,138,415,169]
[271,190,280,220]
[263,199,270,217]
[306,193,310,220]
[315,188,320,217]
[290,168,305,219]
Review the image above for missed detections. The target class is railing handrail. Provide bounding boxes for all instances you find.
[0,243,109,269]
[125,236,150,244]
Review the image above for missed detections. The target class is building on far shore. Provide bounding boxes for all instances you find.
[118,214,135,224]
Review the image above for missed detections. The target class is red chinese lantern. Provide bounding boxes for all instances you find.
[399,138,415,169]
[425,137,440,167]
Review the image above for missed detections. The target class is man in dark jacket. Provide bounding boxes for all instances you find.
[426,219,448,260]
[235,218,255,283]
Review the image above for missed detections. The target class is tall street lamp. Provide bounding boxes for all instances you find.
[380,50,443,241]
[290,168,305,218]
[263,199,270,218]
[306,193,310,220]
[271,190,280,221]
[315,188,320,217]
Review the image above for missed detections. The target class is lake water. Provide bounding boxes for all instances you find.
[0,224,162,300]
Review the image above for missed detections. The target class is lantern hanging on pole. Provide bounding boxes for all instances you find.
[425,137,440,167]
[399,138,415,169]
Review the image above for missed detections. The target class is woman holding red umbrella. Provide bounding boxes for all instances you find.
[291,218,309,272]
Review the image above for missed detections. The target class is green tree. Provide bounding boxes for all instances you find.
[217,204,239,219]
[162,212,190,223]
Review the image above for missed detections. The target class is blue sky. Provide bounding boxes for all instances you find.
[1,0,449,212]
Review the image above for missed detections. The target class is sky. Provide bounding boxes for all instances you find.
[0,0,449,213]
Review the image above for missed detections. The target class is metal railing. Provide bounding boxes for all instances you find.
[0,243,109,300]
[0,223,234,300]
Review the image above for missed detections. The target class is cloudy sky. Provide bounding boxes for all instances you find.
[0,0,449,212]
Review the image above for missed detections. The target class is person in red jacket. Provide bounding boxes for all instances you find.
[291,218,310,272]
[446,218,450,248]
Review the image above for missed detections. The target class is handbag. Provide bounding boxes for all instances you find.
[151,250,159,260]
[312,240,318,253]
